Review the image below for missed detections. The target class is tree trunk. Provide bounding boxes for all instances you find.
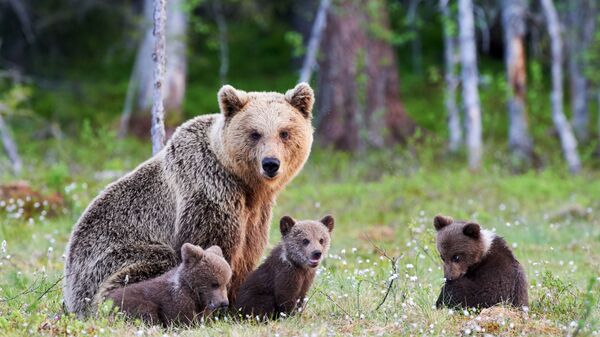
[212,0,229,85]
[407,0,422,75]
[566,0,589,142]
[151,0,167,155]
[541,0,581,173]
[440,0,462,152]
[502,0,533,165]
[163,0,187,116]
[299,0,331,84]
[119,0,187,138]
[316,0,414,151]
[458,0,482,170]
[0,112,22,174]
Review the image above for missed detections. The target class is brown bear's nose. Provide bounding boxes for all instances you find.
[262,157,280,177]
[311,251,322,260]
[219,300,229,309]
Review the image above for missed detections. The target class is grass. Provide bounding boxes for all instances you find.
[0,135,599,337]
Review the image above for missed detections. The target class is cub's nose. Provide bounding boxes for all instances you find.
[261,157,280,177]
[311,251,322,260]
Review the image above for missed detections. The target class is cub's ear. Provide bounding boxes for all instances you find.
[181,243,204,264]
[285,82,314,119]
[433,215,453,231]
[206,245,224,258]
[321,215,335,233]
[218,85,249,119]
[280,216,296,236]
[463,222,481,239]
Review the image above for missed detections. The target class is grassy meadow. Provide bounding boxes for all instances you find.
[0,135,598,337]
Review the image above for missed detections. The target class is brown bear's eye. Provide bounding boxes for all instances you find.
[250,131,262,141]
[319,238,324,245]
[211,282,219,289]
[302,239,310,246]
[452,255,460,262]
[279,130,290,140]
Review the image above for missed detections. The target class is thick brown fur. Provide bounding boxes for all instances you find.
[63,83,314,316]
[434,215,529,309]
[105,244,231,326]
[234,215,334,318]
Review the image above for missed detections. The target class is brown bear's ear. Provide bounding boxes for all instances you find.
[285,82,314,119]
[463,222,481,239]
[181,243,204,264]
[206,245,224,258]
[433,215,453,231]
[280,216,296,236]
[218,85,249,119]
[321,215,335,233]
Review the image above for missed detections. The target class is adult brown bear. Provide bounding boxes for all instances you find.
[63,83,314,316]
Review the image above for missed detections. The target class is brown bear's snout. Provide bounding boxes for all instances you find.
[308,250,322,267]
[261,157,280,178]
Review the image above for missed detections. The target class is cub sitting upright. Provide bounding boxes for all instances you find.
[105,244,232,326]
[234,215,334,318]
[433,215,528,309]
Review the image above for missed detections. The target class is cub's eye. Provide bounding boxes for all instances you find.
[302,239,310,246]
[319,238,324,245]
[211,282,219,289]
[250,131,262,141]
[279,130,290,140]
[452,255,460,262]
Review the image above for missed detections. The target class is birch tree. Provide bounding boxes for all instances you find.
[119,0,187,138]
[458,0,482,170]
[566,0,590,141]
[502,0,533,165]
[0,110,22,174]
[299,0,331,84]
[212,0,229,85]
[151,0,167,155]
[541,0,581,173]
[440,0,461,152]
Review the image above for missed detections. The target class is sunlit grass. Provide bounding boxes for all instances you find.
[0,138,599,336]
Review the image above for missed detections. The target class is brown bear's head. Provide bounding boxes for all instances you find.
[279,215,334,268]
[433,215,495,281]
[213,83,314,189]
[179,243,232,312]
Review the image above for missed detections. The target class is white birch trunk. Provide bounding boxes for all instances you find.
[503,0,532,163]
[541,0,581,173]
[119,0,186,137]
[212,0,229,85]
[458,0,482,170]
[0,111,22,174]
[299,0,331,84]
[440,0,461,152]
[151,0,167,155]
[567,0,589,141]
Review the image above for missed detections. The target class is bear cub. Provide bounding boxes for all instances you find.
[234,215,334,318]
[105,243,232,325]
[433,215,528,309]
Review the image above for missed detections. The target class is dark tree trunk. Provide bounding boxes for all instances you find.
[316,0,414,151]
[502,0,533,166]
